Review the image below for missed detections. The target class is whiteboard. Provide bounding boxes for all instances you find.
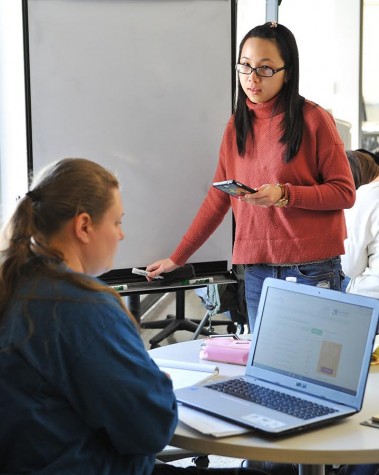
[25,0,234,271]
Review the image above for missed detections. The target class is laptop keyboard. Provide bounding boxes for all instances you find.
[205,378,338,420]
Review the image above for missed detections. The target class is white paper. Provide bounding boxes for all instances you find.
[153,358,219,390]
[153,358,218,373]
[178,405,251,438]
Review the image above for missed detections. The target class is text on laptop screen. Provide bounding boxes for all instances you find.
[252,287,372,396]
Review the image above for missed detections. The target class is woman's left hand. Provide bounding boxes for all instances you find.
[239,184,282,207]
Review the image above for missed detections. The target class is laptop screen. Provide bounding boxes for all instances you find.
[252,286,373,396]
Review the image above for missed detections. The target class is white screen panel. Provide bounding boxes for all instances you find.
[27,0,234,270]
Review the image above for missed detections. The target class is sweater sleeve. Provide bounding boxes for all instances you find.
[170,122,233,266]
[288,104,356,211]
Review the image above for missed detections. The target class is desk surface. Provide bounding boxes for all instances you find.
[149,339,379,466]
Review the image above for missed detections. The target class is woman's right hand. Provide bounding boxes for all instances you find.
[146,258,179,280]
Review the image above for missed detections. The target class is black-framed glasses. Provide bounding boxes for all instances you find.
[235,64,286,77]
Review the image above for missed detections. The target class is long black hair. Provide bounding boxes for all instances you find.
[234,22,305,162]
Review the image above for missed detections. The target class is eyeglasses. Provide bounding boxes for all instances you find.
[235,64,286,77]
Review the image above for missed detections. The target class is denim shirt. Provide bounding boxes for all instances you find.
[0,274,178,474]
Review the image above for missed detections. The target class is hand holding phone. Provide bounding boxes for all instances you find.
[213,180,257,198]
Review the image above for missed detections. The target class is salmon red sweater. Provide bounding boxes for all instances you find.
[171,97,356,266]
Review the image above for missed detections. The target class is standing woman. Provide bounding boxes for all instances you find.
[0,158,177,474]
[147,22,355,331]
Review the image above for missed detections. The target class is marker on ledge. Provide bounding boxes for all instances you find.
[110,284,128,291]
[132,267,164,280]
[181,277,214,285]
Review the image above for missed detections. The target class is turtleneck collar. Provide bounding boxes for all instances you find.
[245,94,285,119]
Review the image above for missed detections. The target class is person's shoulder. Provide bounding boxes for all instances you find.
[303,99,334,122]
[19,273,126,326]
[8,274,136,365]
[302,99,342,141]
[57,276,124,315]
[357,181,379,197]
[26,273,111,300]
[350,182,379,216]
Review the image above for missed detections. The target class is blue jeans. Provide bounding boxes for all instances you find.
[341,275,350,293]
[244,257,344,332]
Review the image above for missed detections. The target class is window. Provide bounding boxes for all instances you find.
[361,0,379,152]
[0,0,28,224]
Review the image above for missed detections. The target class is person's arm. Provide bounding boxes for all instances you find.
[341,186,379,279]
[62,300,178,455]
[342,213,370,279]
[146,183,231,275]
[285,105,356,211]
[169,184,231,266]
[148,119,234,272]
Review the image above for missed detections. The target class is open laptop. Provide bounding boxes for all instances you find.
[175,278,379,435]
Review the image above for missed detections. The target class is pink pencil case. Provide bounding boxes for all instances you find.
[199,337,251,366]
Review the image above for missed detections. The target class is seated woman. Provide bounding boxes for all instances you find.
[0,158,178,474]
[0,157,272,475]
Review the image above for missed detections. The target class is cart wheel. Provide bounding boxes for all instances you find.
[192,455,210,468]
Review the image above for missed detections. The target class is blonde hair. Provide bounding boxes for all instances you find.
[0,158,135,324]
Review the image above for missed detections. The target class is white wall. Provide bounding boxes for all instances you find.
[0,0,28,226]
[25,0,234,270]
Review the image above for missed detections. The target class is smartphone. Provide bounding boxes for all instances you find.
[213,179,257,198]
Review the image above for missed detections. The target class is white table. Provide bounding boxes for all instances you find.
[149,338,379,475]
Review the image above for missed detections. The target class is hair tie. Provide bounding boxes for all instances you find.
[26,189,42,202]
[270,21,278,28]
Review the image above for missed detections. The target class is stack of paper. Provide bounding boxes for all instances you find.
[153,358,219,390]
[153,357,250,437]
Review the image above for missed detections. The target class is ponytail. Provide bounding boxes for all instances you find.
[0,196,40,315]
[0,158,136,327]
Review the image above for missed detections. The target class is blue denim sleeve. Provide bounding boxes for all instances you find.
[55,298,178,456]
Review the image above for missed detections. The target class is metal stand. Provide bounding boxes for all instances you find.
[140,288,233,348]
[140,289,210,348]
[192,308,215,340]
